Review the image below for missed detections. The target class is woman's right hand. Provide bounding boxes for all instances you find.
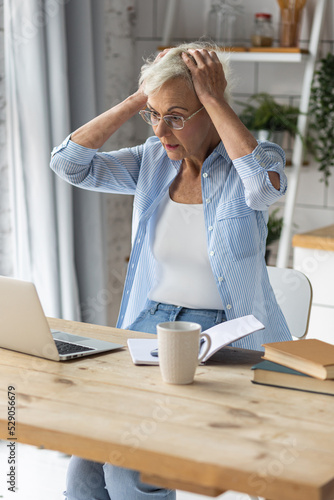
[71,86,149,149]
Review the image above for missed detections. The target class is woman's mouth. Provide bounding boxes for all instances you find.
[165,144,179,151]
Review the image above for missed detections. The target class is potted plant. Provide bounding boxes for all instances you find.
[237,92,301,142]
[308,52,334,185]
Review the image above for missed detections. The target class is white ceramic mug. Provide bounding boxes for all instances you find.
[156,321,212,385]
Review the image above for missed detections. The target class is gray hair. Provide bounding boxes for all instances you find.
[139,41,233,104]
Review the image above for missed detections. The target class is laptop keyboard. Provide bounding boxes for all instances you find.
[54,339,94,355]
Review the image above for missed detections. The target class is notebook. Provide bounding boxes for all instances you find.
[127,315,265,365]
[0,276,123,361]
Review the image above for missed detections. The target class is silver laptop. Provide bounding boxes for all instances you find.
[0,276,123,361]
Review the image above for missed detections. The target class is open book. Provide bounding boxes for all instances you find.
[127,315,264,365]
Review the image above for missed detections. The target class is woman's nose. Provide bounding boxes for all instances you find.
[154,118,172,138]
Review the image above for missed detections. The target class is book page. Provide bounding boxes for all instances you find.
[127,315,264,365]
[201,315,264,362]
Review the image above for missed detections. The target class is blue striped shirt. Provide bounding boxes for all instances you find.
[50,135,292,350]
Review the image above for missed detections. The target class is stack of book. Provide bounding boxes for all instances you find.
[252,339,334,396]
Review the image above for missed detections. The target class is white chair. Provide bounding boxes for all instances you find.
[266,266,313,339]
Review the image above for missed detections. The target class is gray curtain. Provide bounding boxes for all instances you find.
[5,0,108,324]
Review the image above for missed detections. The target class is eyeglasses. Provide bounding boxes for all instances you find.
[139,106,204,130]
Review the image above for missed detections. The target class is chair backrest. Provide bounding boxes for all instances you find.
[267,266,313,339]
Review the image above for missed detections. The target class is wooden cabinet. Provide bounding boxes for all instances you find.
[293,224,334,344]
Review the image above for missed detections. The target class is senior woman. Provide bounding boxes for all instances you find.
[51,41,291,500]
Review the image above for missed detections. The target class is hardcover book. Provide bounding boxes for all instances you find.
[252,360,334,396]
[262,339,334,380]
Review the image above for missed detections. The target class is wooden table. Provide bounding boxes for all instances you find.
[0,318,334,500]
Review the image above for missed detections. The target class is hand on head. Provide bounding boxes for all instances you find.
[155,48,171,61]
[181,49,228,105]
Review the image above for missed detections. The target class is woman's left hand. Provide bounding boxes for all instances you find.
[181,49,227,104]
[181,48,280,190]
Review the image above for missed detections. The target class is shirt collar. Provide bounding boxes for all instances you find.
[165,141,231,172]
[212,141,231,162]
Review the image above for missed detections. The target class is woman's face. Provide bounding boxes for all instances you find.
[147,78,219,164]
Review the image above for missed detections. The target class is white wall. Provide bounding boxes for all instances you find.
[102,0,137,326]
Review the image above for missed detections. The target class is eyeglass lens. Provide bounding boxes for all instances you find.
[141,111,184,130]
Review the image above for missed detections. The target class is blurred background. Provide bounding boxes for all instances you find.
[1,0,333,328]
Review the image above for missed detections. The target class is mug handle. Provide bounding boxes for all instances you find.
[198,333,212,363]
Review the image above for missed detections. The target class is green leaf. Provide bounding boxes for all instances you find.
[309,52,334,185]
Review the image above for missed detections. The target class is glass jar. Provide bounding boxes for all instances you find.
[206,0,244,47]
[206,2,224,42]
[251,13,274,47]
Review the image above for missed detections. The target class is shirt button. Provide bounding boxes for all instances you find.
[206,198,211,204]
[209,251,215,256]
[226,304,232,310]
[203,172,208,178]
[208,226,213,231]
[218,276,224,282]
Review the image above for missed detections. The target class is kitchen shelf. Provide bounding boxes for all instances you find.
[158,46,309,63]
[227,47,309,63]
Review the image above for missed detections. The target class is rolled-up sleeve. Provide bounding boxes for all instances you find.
[50,135,141,195]
[232,142,287,211]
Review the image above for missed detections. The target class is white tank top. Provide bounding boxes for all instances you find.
[148,191,223,309]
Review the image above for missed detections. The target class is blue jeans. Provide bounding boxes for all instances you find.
[127,300,226,334]
[64,301,226,500]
